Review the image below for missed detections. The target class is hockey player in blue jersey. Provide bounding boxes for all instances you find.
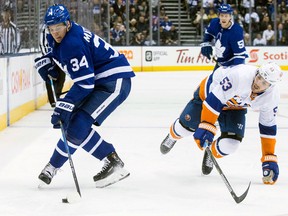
[200,4,248,70]
[160,62,282,185]
[34,4,135,188]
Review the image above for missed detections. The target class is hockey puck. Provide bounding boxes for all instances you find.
[62,198,69,203]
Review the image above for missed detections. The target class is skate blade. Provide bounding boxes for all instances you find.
[38,180,48,189]
[95,168,130,188]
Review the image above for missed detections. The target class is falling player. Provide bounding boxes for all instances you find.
[35,4,135,188]
[160,62,282,185]
[200,4,248,70]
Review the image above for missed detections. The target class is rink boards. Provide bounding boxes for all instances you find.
[0,46,287,130]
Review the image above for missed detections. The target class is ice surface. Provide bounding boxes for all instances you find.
[0,71,288,216]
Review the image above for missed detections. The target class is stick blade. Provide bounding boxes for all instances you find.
[234,181,251,204]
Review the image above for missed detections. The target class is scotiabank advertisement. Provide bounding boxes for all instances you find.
[246,47,288,69]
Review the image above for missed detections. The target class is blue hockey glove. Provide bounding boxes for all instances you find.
[193,122,217,150]
[51,99,75,129]
[34,56,58,81]
[261,155,279,185]
[200,42,213,60]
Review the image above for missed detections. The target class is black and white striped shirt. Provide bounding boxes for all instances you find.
[0,21,20,54]
[39,25,52,55]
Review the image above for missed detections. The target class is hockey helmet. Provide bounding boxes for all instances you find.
[44,4,70,26]
[258,62,283,85]
[218,4,233,14]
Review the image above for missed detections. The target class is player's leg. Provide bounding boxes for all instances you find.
[160,87,202,154]
[202,109,247,175]
[80,78,132,187]
[39,78,132,185]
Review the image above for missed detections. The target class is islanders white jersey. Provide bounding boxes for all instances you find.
[199,64,280,130]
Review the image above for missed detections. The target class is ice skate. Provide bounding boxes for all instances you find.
[93,152,130,188]
[38,163,59,185]
[160,134,177,154]
[202,149,213,175]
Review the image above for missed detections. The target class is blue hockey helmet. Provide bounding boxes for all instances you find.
[44,4,70,26]
[218,4,233,14]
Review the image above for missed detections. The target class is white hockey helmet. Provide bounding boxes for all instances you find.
[258,62,283,85]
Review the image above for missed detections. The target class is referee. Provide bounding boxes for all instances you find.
[39,26,66,107]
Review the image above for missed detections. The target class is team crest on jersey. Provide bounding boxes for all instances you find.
[226,95,250,108]
[215,40,225,58]
[52,58,68,74]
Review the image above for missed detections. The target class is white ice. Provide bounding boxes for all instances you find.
[0,71,288,216]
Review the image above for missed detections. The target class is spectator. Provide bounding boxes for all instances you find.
[129,6,139,21]
[130,32,144,46]
[0,7,20,54]
[159,6,166,22]
[242,0,255,13]
[128,18,138,41]
[276,23,287,45]
[187,0,200,22]
[144,34,157,46]
[263,24,275,45]
[207,8,218,22]
[253,33,266,46]
[259,15,273,32]
[160,15,173,32]
[110,22,126,45]
[168,25,178,45]
[266,0,275,21]
[244,33,251,45]
[138,0,149,16]
[152,9,159,43]
[233,8,244,29]
[202,0,214,14]
[244,8,260,33]
[137,15,149,34]
[109,6,118,28]
[281,10,288,24]
[113,0,126,20]
[193,8,208,35]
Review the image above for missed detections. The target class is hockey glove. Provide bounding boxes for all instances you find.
[34,56,58,81]
[200,42,213,60]
[261,155,279,185]
[193,122,217,150]
[51,99,75,129]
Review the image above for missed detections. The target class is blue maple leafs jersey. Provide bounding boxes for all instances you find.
[204,18,248,67]
[46,22,135,104]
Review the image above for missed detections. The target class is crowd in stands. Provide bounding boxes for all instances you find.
[0,0,288,55]
[185,0,288,45]
[105,0,178,46]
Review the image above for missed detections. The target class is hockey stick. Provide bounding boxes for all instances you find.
[212,56,223,67]
[49,76,82,199]
[205,146,251,204]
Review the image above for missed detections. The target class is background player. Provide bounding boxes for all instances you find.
[34,4,135,188]
[200,4,248,70]
[160,62,282,185]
